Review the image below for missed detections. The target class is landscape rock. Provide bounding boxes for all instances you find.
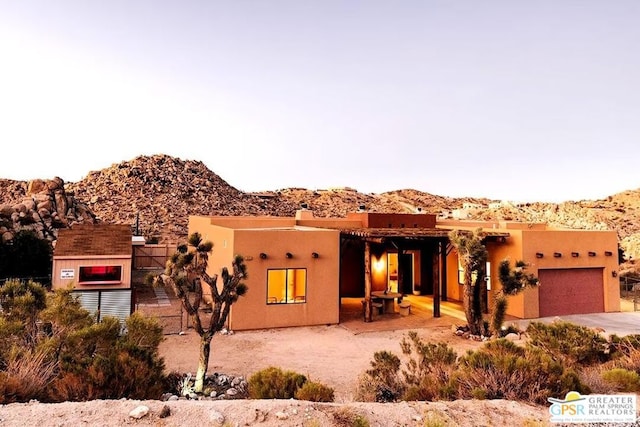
[128,405,149,419]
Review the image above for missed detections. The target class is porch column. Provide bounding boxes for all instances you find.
[364,241,372,322]
[441,240,448,302]
[397,242,404,294]
[433,241,442,318]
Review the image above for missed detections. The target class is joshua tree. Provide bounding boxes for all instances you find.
[448,229,488,336]
[158,232,247,393]
[491,259,539,336]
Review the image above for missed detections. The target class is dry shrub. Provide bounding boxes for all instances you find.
[454,339,587,404]
[526,321,611,366]
[355,350,404,402]
[400,331,456,401]
[601,368,640,392]
[0,348,56,403]
[294,380,334,402]
[248,366,307,399]
[332,406,370,427]
[578,366,617,394]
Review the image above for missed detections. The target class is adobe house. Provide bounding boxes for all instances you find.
[52,223,134,322]
[189,210,620,330]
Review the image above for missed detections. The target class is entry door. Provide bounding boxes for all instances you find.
[399,253,414,295]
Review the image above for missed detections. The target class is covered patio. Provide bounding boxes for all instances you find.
[339,295,466,333]
[339,227,510,323]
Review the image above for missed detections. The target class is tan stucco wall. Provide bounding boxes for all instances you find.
[521,229,620,317]
[188,216,341,331]
[52,255,132,291]
[228,228,341,330]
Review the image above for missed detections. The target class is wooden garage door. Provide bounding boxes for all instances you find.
[538,268,604,317]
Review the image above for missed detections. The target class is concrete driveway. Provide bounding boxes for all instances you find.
[514,311,640,337]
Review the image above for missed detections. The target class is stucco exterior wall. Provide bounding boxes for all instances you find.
[228,228,341,330]
[441,226,619,319]
[521,229,620,317]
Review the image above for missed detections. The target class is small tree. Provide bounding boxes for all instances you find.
[159,232,247,393]
[491,259,539,336]
[449,229,488,335]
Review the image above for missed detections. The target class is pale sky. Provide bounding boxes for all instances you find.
[1,1,639,202]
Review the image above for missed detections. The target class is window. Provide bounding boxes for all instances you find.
[79,266,122,284]
[267,268,306,304]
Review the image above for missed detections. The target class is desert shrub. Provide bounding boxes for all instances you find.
[294,380,335,402]
[0,347,57,403]
[332,407,370,427]
[355,350,404,402]
[526,321,611,366]
[453,339,588,404]
[601,368,640,392]
[122,312,164,352]
[490,295,508,336]
[248,366,307,399]
[400,331,457,401]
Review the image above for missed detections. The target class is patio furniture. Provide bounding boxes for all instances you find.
[371,291,403,313]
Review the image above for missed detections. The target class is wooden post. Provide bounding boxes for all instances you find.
[364,241,372,322]
[433,241,442,318]
[441,241,448,302]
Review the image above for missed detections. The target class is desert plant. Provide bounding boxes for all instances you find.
[294,380,335,402]
[491,259,538,336]
[449,229,488,335]
[601,368,640,392]
[526,321,611,366]
[400,331,457,401]
[0,347,57,403]
[454,339,587,404]
[332,407,370,427]
[359,350,404,402]
[158,232,248,392]
[248,366,307,399]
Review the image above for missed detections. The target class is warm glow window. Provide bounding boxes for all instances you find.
[79,266,122,284]
[267,268,306,304]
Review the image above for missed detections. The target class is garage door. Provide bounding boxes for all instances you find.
[538,268,604,317]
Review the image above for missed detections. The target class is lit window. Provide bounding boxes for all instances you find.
[267,268,306,304]
[79,266,122,284]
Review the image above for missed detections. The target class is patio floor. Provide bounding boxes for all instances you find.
[338,295,467,334]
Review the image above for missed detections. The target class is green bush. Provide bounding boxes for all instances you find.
[248,366,307,399]
[526,321,611,366]
[601,368,640,392]
[294,380,335,402]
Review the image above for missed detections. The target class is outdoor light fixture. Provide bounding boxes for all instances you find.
[311,252,319,258]
[571,252,579,257]
[535,252,544,258]
[286,252,293,259]
[612,271,618,277]
[554,252,562,258]
[259,252,267,259]
[588,251,596,257]
[605,251,613,256]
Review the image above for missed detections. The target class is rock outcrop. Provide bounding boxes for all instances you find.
[1,153,639,268]
[0,177,96,243]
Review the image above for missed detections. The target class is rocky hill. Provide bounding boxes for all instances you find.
[1,154,639,266]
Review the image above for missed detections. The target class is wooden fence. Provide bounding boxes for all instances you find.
[133,244,174,270]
